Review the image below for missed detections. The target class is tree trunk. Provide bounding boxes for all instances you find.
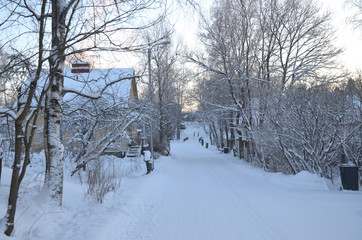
[159,105,164,143]
[43,0,66,206]
[176,107,181,140]
[0,148,2,184]
[229,112,234,150]
[224,120,229,149]
[44,72,65,206]
[4,123,23,236]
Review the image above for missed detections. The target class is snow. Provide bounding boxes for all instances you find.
[63,68,135,103]
[16,68,135,110]
[0,108,16,120]
[1,124,362,239]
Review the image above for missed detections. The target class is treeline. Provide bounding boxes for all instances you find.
[191,0,361,180]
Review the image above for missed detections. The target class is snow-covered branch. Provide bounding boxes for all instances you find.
[0,108,17,120]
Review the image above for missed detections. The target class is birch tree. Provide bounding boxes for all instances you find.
[43,0,68,208]
[43,0,165,207]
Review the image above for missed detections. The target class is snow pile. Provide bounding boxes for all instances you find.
[181,122,336,192]
[267,171,330,191]
[0,154,144,239]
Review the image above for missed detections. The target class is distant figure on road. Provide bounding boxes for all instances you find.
[143,150,152,174]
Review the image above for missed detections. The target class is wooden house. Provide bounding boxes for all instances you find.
[62,62,139,156]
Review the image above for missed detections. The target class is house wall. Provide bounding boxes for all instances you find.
[127,76,139,145]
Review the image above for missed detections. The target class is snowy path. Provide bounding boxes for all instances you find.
[4,127,361,239]
[97,135,362,240]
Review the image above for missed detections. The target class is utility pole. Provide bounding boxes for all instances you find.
[147,41,170,170]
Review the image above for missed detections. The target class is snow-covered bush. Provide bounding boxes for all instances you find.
[254,85,361,180]
[86,157,121,203]
[85,155,141,203]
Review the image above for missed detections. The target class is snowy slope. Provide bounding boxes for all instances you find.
[1,123,361,239]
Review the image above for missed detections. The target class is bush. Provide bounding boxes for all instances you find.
[153,140,170,157]
[86,157,121,203]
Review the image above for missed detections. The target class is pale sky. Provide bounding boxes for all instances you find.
[170,0,362,72]
[319,0,362,71]
[106,0,362,72]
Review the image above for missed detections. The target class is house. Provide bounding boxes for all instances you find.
[0,61,141,160]
[64,63,138,103]
[61,62,139,157]
[18,62,139,157]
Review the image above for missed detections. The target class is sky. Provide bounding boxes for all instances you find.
[2,0,357,72]
[114,0,362,72]
[319,0,362,71]
[172,0,362,72]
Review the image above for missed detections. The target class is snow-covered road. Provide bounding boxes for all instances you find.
[3,125,361,239]
[98,130,362,240]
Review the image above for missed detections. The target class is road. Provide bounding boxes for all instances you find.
[96,131,362,240]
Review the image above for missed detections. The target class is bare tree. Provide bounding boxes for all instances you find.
[267,85,361,178]
[0,1,48,235]
[174,69,192,140]
[192,0,261,160]
[140,22,185,155]
[346,0,362,28]
[271,0,342,90]
[191,0,343,169]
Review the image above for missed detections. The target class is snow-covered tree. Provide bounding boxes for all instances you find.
[0,2,48,234]
[192,0,344,170]
[140,23,185,155]
[62,68,140,176]
[0,0,165,235]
